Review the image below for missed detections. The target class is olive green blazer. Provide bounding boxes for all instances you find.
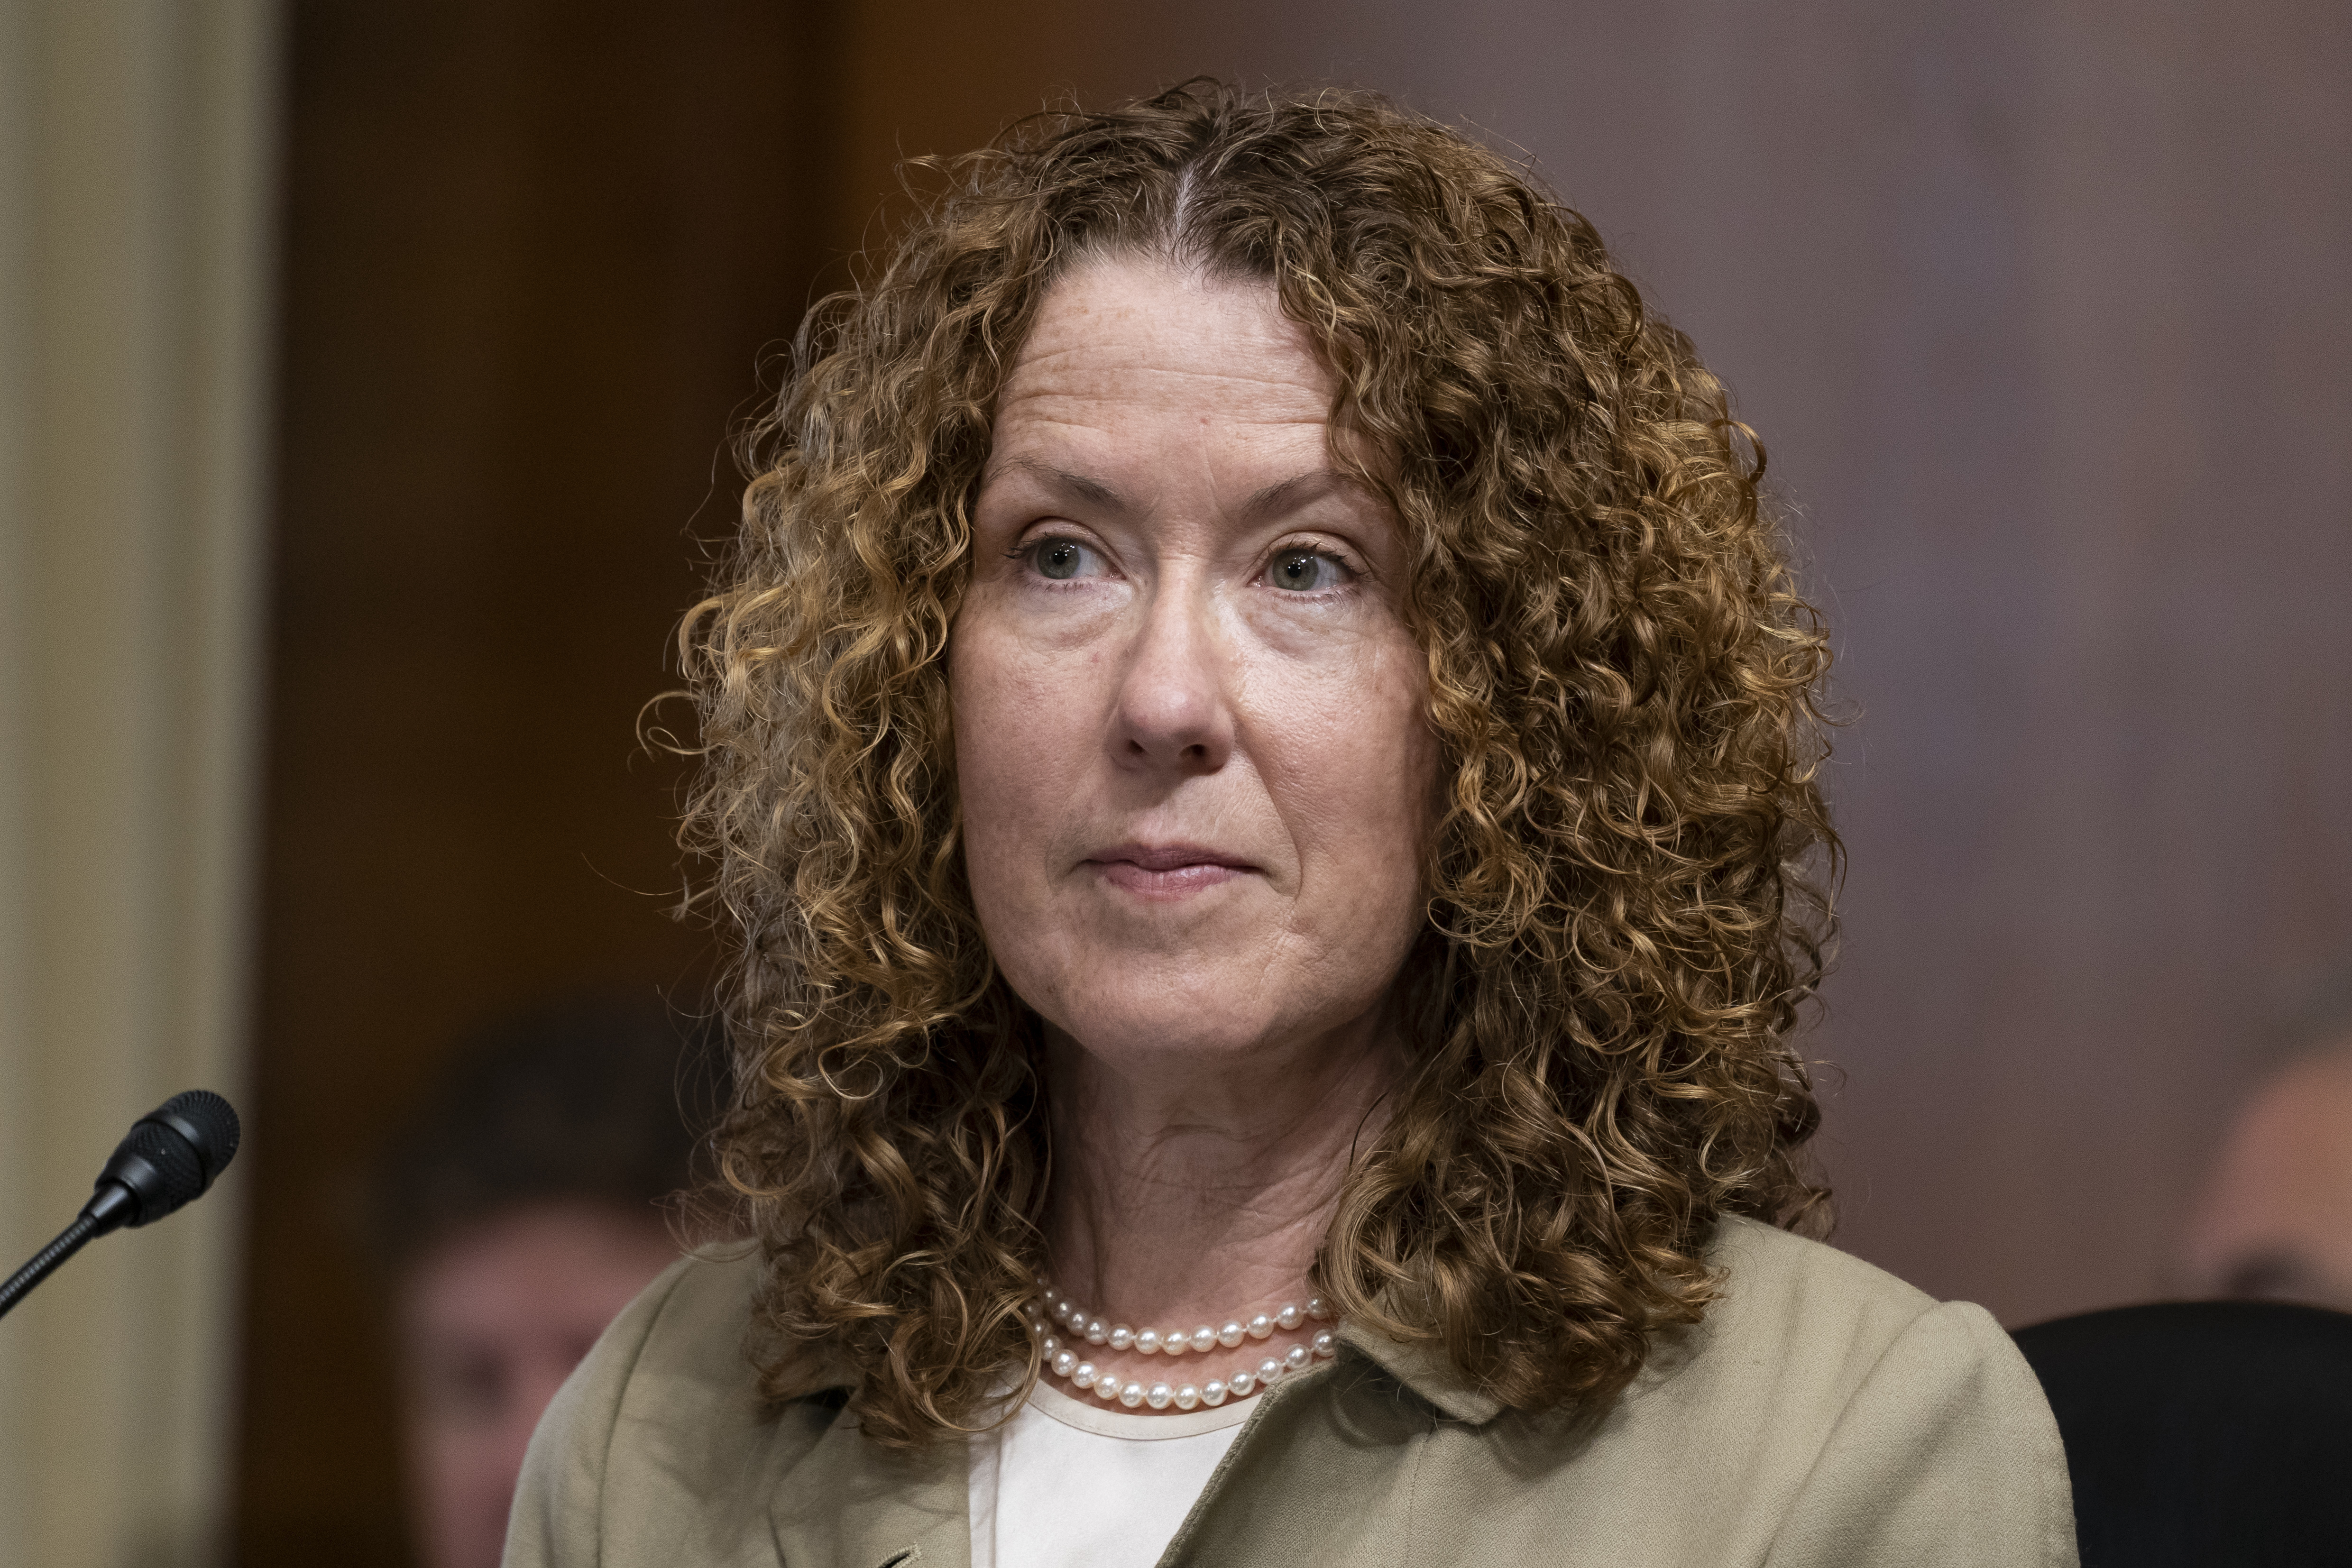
[505,1217,2076,1567]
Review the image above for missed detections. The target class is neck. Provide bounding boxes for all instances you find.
[1041,1008,1399,1327]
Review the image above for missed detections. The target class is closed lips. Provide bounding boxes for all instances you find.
[1086,844,1257,893]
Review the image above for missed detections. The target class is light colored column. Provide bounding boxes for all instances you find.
[0,2,278,1565]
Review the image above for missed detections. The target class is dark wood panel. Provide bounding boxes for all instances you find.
[820,0,2352,1329]
[239,3,837,1559]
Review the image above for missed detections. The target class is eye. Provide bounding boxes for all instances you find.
[1027,537,1104,581]
[1263,549,1351,593]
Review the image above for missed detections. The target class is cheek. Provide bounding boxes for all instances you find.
[1247,632,1436,903]
[949,614,1077,914]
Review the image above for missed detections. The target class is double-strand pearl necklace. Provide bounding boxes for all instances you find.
[1026,1277,1338,1412]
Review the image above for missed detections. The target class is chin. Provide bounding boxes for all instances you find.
[1061,1007,1279,1062]
[1040,969,1364,1065]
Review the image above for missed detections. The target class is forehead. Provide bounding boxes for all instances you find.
[993,257,1333,441]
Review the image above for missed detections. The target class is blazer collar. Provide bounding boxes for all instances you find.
[756,1325,1501,1567]
[1335,1319,1506,1424]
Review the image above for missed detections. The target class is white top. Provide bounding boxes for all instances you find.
[967,1379,1253,1568]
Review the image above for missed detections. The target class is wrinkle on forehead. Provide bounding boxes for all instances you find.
[995,259,1326,416]
[985,257,1403,527]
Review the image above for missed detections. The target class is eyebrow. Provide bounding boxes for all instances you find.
[985,458,1132,515]
[1239,468,1353,525]
[988,457,1359,527]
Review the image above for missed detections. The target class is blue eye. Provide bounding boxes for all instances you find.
[1265,550,1348,592]
[1032,539,1098,580]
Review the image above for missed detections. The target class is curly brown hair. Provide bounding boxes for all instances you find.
[680,80,1838,1448]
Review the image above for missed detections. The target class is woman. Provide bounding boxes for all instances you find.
[509,84,2074,1567]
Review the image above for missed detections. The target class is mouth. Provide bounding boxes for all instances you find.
[1082,842,1258,898]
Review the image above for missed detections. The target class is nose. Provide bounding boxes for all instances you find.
[1110,581,1234,775]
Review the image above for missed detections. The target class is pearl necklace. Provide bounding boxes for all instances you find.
[1027,1278,1338,1411]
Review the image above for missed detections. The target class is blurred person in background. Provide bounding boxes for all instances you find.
[366,994,723,1568]
[2181,1014,2352,1311]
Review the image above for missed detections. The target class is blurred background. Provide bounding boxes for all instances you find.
[1,0,2347,1564]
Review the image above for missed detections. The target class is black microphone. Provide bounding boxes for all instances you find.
[0,1090,242,1320]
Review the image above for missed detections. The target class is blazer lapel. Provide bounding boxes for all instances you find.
[767,1410,970,1568]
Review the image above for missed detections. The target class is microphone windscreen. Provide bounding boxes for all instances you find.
[152,1089,241,1181]
[118,1119,209,1217]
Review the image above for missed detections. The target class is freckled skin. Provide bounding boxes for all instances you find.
[950,258,1437,1364]
[955,257,1433,1082]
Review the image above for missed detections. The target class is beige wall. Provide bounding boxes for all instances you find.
[0,2,279,1564]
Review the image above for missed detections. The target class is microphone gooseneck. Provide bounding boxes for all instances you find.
[0,1214,101,1319]
[0,1089,242,1320]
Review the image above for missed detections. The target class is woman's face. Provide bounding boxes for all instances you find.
[953,257,1437,1071]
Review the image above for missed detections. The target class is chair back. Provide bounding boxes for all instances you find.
[2012,1300,2352,1567]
